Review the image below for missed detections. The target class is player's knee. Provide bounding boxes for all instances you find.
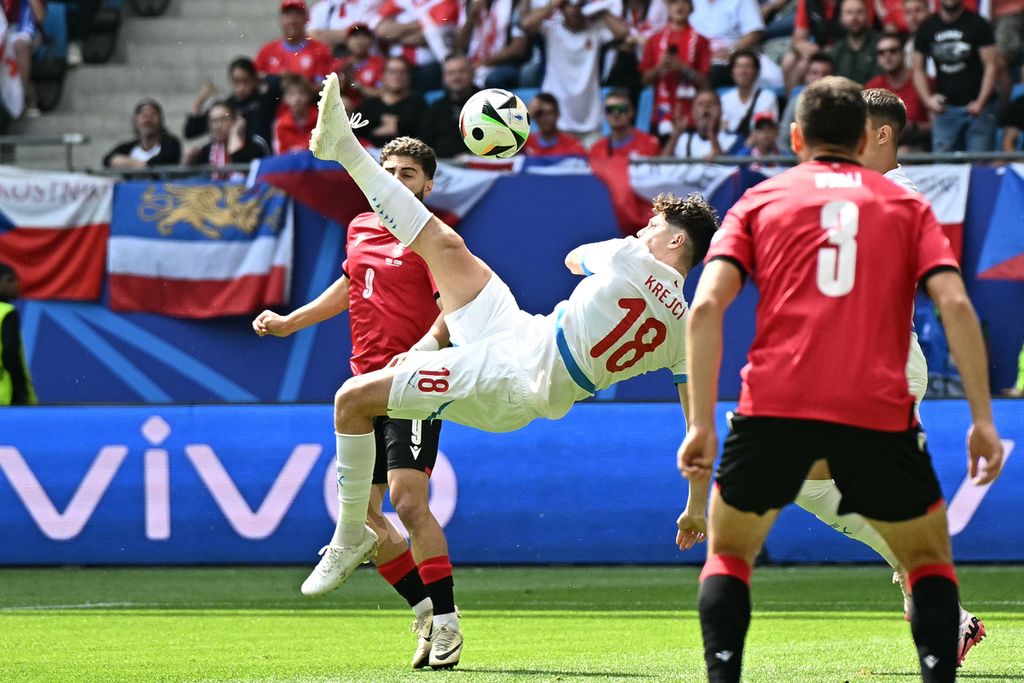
[390,486,431,530]
[333,377,371,430]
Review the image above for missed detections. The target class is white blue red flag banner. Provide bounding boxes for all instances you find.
[977,164,1024,280]
[107,182,292,318]
[0,167,113,300]
[902,164,970,262]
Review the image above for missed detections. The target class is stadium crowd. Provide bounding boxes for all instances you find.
[75,0,1024,169]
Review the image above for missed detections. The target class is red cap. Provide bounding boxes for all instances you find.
[280,0,307,12]
[752,111,777,127]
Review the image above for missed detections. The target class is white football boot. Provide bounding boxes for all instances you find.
[300,525,379,596]
[428,623,463,669]
[309,72,367,162]
[410,610,433,669]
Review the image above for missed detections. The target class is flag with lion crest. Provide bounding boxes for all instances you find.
[108,182,292,318]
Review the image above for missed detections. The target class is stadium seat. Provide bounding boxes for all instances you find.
[1012,82,1024,103]
[127,0,168,16]
[424,89,446,105]
[32,1,68,112]
[635,86,653,134]
[83,0,124,64]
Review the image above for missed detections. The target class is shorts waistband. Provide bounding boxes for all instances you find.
[554,305,596,395]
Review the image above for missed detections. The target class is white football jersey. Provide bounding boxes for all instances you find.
[555,237,689,393]
[884,165,929,405]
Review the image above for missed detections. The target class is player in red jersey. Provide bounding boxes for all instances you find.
[255,0,338,84]
[252,137,462,670]
[679,77,1003,683]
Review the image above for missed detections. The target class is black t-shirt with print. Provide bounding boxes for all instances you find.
[914,10,995,106]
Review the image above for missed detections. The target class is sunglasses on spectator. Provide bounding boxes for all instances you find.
[604,104,631,114]
[876,47,901,55]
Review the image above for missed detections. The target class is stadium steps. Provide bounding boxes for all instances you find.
[9,0,277,171]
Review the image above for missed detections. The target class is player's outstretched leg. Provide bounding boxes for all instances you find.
[301,370,397,595]
[311,73,491,315]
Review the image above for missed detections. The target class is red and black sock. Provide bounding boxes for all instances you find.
[698,554,752,683]
[908,564,959,683]
[377,550,428,609]
[419,555,456,616]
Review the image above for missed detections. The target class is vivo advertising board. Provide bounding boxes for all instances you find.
[0,401,1019,565]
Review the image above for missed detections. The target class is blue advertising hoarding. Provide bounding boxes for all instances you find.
[0,400,1019,565]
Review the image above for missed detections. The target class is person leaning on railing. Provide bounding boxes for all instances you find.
[102,98,182,169]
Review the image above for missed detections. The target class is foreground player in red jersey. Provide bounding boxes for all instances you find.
[680,77,1003,683]
[252,137,461,670]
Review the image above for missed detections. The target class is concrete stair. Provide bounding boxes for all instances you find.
[9,0,279,171]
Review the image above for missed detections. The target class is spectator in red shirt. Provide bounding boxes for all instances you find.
[523,92,588,156]
[864,33,931,149]
[274,73,319,154]
[588,89,662,160]
[640,0,711,139]
[255,0,338,84]
[337,24,386,110]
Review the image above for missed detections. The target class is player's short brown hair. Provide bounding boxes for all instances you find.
[380,137,438,179]
[653,192,719,270]
[796,76,866,152]
[862,87,907,138]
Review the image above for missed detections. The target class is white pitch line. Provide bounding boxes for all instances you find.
[0,601,154,612]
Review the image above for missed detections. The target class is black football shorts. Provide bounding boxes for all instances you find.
[715,414,944,522]
[371,416,442,485]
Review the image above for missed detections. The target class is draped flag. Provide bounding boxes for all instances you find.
[250,150,503,227]
[108,182,292,318]
[977,164,1024,280]
[0,167,113,300]
[902,164,970,262]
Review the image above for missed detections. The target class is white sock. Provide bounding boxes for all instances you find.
[413,597,433,618]
[330,432,375,547]
[433,611,459,632]
[794,479,901,571]
[329,125,431,246]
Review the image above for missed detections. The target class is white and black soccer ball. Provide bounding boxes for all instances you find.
[459,88,531,159]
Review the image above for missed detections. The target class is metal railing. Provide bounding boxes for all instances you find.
[1,132,1021,177]
[0,134,90,171]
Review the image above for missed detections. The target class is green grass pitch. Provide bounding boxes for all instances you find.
[1,566,1022,682]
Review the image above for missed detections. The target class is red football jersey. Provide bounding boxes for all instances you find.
[639,26,711,131]
[255,39,338,82]
[588,129,662,161]
[523,132,587,157]
[707,159,958,431]
[342,213,439,375]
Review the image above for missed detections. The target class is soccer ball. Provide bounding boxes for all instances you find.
[459,88,531,158]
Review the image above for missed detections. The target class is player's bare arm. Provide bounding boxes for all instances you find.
[676,382,709,550]
[924,270,1004,485]
[680,258,742,477]
[387,308,452,368]
[252,275,350,337]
